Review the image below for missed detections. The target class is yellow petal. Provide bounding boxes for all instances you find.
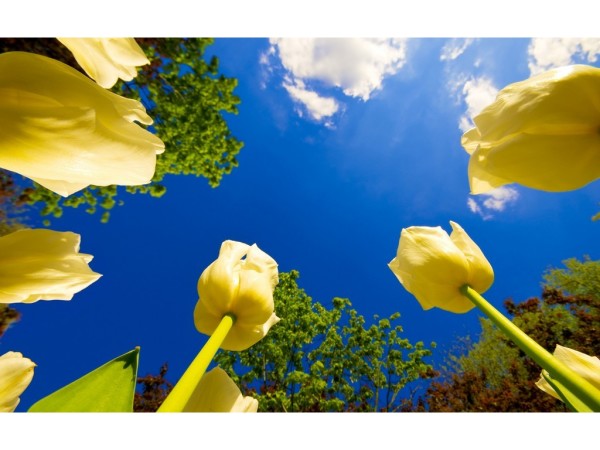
[58,38,149,89]
[469,132,600,193]
[461,64,600,194]
[449,221,494,294]
[536,345,600,401]
[0,228,101,304]
[389,225,473,313]
[0,52,164,197]
[0,351,35,412]
[182,367,258,412]
[194,241,279,351]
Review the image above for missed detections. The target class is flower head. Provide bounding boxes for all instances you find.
[0,228,101,304]
[536,345,600,402]
[0,351,35,412]
[182,367,257,412]
[0,51,164,196]
[194,240,279,351]
[389,221,493,313]
[462,65,600,194]
[58,38,149,89]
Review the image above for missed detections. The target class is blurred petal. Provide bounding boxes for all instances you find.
[0,351,35,412]
[58,38,149,88]
[461,64,600,193]
[183,367,257,412]
[536,345,600,401]
[0,229,101,304]
[0,52,164,196]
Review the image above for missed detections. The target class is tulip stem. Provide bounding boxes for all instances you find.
[157,314,236,412]
[460,285,600,412]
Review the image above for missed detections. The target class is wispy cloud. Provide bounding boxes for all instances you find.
[263,38,407,123]
[282,78,339,124]
[528,38,600,75]
[468,187,519,219]
[440,38,474,61]
[457,76,498,132]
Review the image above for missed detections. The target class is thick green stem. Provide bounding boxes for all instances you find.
[460,285,600,412]
[157,314,235,412]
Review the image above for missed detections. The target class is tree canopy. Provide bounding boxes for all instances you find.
[213,270,437,412]
[413,257,600,412]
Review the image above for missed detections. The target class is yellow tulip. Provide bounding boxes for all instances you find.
[194,240,280,351]
[388,221,493,313]
[0,51,165,197]
[0,228,101,304]
[182,367,258,412]
[461,65,600,194]
[0,351,35,412]
[536,345,600,402]
[57,38,149,89]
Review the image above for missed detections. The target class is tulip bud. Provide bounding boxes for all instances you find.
[194,240,280,351]
[462,64,600,194]
[0,51,164,197]
[389,221,494,313]
[0,351,35,412]
[0,228,101,304]
[536,345,600,402]
[182,367,258,412]
[57,38,149,89]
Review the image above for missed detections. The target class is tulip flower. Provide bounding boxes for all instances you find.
[57,38,149,89]
[461,64,600,194]
[0,228,101,304]
[0,351,35,412]
[536,345,600,403]
[194,240,280,351]
[158,240,278,412]
[0,51,165,197]
[182,367,258,412]
[388,221,493,313]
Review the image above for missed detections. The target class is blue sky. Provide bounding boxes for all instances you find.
[3,37,600,413]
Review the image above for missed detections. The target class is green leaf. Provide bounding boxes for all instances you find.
[29,347,140,412]
[542,371,593,412]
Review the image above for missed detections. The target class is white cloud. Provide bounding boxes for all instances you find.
[440,38,474,61]
[265,38,407,124]
[458,76,498,132]
[528,38,600,75]
[282,78,339,122]
[468,187,519,219]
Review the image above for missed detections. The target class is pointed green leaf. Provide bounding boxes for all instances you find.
[542,371,593,412]
[29,347,140,412]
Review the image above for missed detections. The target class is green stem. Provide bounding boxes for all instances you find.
[460,285,600,411]
[157,314,235,412]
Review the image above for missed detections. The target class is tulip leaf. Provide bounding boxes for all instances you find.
[29,347,140,412]
[541,371,592,413]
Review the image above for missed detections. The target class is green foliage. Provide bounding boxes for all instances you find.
[29,348,140,412]
[543,256,600,300]
[214,270,436,412]
[418,258,600,412]
[2,38,243,223]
